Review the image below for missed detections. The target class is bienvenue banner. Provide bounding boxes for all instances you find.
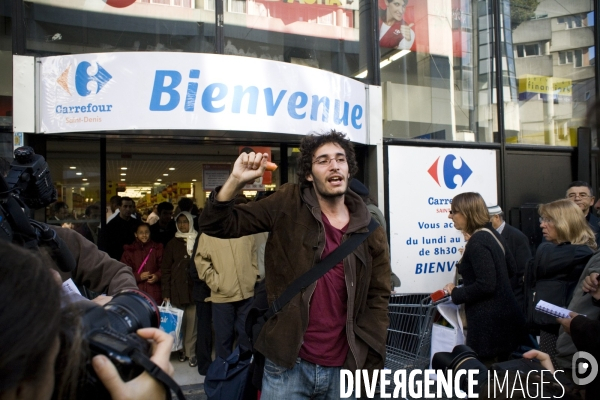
[39,52,367,143]
[388,146,497,294]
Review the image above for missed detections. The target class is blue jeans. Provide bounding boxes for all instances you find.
[261,357,355,400]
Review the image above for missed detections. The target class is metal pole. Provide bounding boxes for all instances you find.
[492,0,507,210]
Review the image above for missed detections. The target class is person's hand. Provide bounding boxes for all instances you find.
[61,222,74,229]
[557,311,580,335]
[230,152,269,187]
[140,272,150,281]
[163,298,170,304]
[92,328,174,400]
[443,283,455,295]
[583,272,600,298]
[147,274,158,284]
[91,295,113,306]
[522,350,555,372]
[458,247,464,255]
[400,23,414,41]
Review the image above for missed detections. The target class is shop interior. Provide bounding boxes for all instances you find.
[42,136,297,228]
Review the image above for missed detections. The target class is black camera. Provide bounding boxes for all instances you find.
[4,146,57,209]
[1,146,74,272]
[432,345,570,398]
[75,290,161,400]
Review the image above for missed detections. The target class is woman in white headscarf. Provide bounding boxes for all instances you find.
[161,211,199,367]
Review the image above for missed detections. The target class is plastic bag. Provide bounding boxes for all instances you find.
[159,301,184,352]
[430,300,466,367]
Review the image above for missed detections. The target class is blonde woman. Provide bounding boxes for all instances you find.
[443,192,525,365]
[530,199,597,367]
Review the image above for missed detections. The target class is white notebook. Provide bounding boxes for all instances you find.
[535,300,572,319]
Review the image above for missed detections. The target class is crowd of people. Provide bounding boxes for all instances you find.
[4,129,600,399]
[442,181,600,399]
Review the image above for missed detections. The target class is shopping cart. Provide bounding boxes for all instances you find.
[384,293,440,372]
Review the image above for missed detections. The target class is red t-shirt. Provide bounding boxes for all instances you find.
[298,213,349,366]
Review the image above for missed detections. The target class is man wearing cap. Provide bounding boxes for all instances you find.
[489,205,531,311]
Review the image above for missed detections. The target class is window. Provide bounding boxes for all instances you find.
[559,51,573,65]
[558,15,586,29]
[574,49,583,67]
[516,43,540,58]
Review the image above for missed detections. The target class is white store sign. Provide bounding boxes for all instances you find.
[38,53,367,143]
[388,146,497,294]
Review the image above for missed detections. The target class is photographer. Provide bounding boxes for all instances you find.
[558,278,600,400]
[1,148,136,298]
[433,345,581,399]
[51,223,137,296]
[0,242,174,400]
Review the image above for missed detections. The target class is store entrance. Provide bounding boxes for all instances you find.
[41,136,299,244]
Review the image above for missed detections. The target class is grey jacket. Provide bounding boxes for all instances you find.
[555,250,600,368]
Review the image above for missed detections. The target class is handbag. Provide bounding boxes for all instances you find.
[158,300,184,352]
[204,346,255,400]
[244,218,379,390]
[529,279,570,327]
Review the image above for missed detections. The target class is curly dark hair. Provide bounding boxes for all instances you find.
[296,130,358,187]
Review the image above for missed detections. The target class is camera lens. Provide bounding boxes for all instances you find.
[102,290,160,334]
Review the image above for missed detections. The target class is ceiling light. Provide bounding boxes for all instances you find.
[157,179,162,181]
[121,167,128,170]
[121,173,126,176]
[76,172,82,176]
[390,49,410,62]
[192,179,197,182]
[154,182,160,185]
[163,174,168,176]
[121,179,126,181]
[70,166,76,169]
[82,178,88,181]
[169,167,175,170]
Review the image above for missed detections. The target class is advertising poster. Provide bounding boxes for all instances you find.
[388,146,497,294]
[378,0,468,57]
[248,0,358,40]
[203,164,231,192]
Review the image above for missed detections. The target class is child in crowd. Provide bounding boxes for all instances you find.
[121,222,164,305]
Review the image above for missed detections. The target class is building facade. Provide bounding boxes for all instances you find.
[1,0,599,246]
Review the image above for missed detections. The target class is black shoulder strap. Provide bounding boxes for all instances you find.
[266,218,379,319]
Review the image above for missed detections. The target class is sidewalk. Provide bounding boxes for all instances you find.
[171,352,206,400]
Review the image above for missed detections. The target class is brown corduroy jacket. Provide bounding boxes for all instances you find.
[199,183,391,371]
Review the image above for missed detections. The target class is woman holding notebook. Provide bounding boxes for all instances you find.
[443,192,525,366]
[529,199,596,368]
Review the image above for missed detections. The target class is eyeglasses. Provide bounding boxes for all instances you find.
[567,193,591,199]
[539,217,553,224]
[449,210,459,215]
[313,155,347,166]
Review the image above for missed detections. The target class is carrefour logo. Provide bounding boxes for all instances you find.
[427,155,472,189]
[55,61,114,116]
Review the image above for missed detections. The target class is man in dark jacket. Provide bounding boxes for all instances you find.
[101,196,140,261]
[198,130,390,399]
[566,181,600,246]
[488,205,532,310]
[150,202,177,246]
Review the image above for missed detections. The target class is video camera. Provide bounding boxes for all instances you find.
[0,146,74,272]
